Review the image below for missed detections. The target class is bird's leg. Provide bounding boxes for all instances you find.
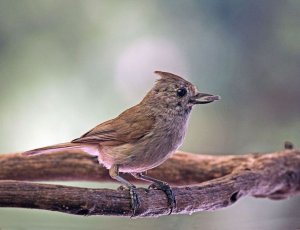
[131,172,176,214]
[109,165,140,216]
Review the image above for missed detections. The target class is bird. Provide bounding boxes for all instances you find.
[23,71,220,216]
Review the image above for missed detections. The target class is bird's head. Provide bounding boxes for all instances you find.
[143,71,220,115]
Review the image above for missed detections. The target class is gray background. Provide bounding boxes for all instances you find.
[0,1,299,229]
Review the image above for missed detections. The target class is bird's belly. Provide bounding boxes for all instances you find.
[120,147,174,172]
[98,119,188,173]
[119,144,175,173]
[98,144,174,173]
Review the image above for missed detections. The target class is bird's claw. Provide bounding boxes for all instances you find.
[129,186,140,217]
[148,182,176,215]
[117,185,140,216]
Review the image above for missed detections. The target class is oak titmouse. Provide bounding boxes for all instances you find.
[24,71,220,215]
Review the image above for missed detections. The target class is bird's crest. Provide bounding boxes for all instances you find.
[154,71,187,83]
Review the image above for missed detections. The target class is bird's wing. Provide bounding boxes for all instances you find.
[72,106,155,146]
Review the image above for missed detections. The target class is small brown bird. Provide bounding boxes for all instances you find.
[24,71,220,215]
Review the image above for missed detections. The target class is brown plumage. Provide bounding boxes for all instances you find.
[72,106,155,146]
[23,71,220,216]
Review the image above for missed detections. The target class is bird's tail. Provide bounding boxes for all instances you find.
[22,142,99,156]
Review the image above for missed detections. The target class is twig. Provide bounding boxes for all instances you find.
[0,148,299,217]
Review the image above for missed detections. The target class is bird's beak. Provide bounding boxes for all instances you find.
[190,93,221,104]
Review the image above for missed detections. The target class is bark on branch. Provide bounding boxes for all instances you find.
[0,148,299,217]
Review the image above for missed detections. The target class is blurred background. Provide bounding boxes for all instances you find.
[0,0,299,229]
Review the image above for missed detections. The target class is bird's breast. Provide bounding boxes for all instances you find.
[113,115,189,172]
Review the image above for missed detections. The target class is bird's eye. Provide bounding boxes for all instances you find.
[177,87,187,97]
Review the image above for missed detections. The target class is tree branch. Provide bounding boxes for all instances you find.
[0,148,299,217]
[0,150,253,185]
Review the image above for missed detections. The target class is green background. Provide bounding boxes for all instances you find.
[0,1,299,229]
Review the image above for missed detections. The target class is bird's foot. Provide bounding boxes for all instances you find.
[118,185,140,217]
[148,182,176,215]
[129,185,140,217]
